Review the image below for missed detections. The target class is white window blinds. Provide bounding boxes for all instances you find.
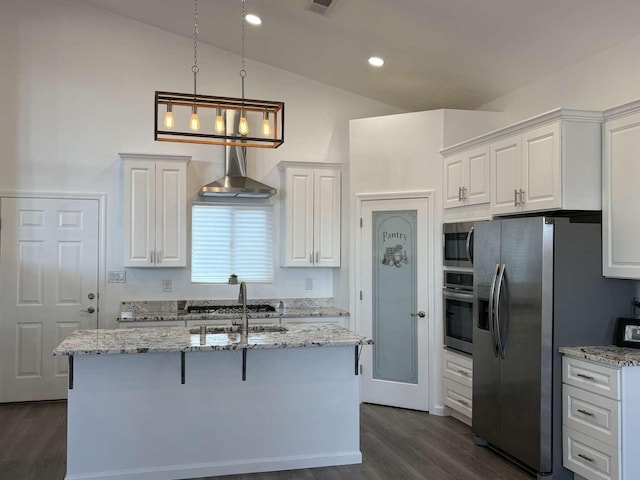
[191,204,274,283]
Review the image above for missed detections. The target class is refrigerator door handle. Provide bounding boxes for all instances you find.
[466,227,474,266]
[488,263,500,357]
[495,263,507,359]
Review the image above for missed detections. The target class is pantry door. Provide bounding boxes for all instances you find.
[359,196,431,411]
[0,197,100,402]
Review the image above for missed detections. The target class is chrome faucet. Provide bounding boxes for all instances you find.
[238,281,248,336]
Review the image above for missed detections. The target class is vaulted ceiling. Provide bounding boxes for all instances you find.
[80,0,640,111]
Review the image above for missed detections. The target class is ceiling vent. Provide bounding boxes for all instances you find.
[307,0,335,16]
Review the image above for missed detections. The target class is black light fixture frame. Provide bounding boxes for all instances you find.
[154,91,285,149]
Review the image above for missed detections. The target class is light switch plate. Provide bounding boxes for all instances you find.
[162,280,172,293]
[108,271,126,283]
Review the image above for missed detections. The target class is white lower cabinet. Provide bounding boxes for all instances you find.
[562,356,640,480]
[443,348,473,423]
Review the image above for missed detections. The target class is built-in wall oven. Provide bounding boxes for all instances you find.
[443,269,473,355]
[443,222,474,268]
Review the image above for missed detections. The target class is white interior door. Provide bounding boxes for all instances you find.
[360,198,430,411]
[0,197,99,402]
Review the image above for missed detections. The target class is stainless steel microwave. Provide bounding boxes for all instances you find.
[443,222,475,268]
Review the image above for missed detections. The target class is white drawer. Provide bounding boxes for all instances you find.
[443,378,472,418]
[563,426,619,480]
[563,357,620,400]
[563,384,620,448]
[443,349,473,388]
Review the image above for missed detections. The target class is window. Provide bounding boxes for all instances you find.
[191,204,274,283]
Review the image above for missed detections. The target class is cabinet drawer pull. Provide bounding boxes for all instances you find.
[576,373,596,381]
[577,408,594,417]
[458,399,470,407]
[456,369,470,377]
[577,453,594,463]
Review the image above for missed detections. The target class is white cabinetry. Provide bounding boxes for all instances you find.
[562,356,640,480]
[602,101,640,278]
[441,109,602,217]
[443,145,490,209]
[279,162,341,267]
[442,348,473,425]
[121,153,189,268]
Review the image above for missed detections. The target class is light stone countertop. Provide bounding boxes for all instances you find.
[53,324,372,356]
[118,298,349,322]
[560,345,640,368]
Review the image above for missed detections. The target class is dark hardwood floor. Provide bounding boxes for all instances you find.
[0,401,533,480]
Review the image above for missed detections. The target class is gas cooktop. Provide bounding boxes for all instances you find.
[187,304,276,314]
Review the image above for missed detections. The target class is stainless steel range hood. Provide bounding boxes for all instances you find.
[199,111,277,199]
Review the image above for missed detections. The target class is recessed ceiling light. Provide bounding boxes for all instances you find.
[368,56,384,67]
[245,14,262,25]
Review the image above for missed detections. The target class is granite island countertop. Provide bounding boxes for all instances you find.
[53,323,372,356]
[560,345,640,368]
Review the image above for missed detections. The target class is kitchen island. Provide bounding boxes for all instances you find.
[54,324,372,480]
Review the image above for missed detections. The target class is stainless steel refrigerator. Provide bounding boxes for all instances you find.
[473,215,634,480]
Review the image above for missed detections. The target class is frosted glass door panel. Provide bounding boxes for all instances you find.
[372,210,418,384]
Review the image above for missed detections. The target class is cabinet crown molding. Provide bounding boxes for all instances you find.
[277,161,341,172]
[119,153,191,164]
[603,99,640,120]
[441,108,603,157]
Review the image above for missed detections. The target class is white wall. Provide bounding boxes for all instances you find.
[0,0,403,328]
[479,32,640,124]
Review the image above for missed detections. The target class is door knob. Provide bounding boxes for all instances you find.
[411,310,426,318]
[82,307,96,314]
[88,293,95,300]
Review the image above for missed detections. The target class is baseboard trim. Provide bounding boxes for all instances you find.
[429,405,447,416]
[65,452,362,480]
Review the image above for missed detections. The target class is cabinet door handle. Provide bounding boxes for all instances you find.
[576,373,595,381]
[514,189,519,206]
[577,453,594,463]
[577,409,594,417]
[150,250,155,264]
[458,186,463,202]
[519,189,525,205]
[461,186,467,201]
[315,251,319,263]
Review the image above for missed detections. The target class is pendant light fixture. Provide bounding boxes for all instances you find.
[154,0,284,148]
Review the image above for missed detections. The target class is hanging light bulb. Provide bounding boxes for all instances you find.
[261,111,271,136]
[190,105,200,131]
[214,107,225,133]
[238,111,249,135]
[163,102,175,129]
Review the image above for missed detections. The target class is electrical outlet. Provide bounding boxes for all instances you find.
[305,278,313,290]
[634,297,640,316]
[108,271,126,283]
[162,280,172,293]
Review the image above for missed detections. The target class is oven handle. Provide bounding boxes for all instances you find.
[465,226,474,266]
[443,290,474,302]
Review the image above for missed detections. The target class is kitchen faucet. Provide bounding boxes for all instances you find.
[238,281,248,336]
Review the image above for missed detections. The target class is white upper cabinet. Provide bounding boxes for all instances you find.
[442,109,602,217]
[121,153,190,268]
[603,101,640,278]
[444,145,490,209]
[279,162,341,267]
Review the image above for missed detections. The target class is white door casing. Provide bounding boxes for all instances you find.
[356,193,432,411]
[0,197,100,402]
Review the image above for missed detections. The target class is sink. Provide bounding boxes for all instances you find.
[189,325,288,335]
